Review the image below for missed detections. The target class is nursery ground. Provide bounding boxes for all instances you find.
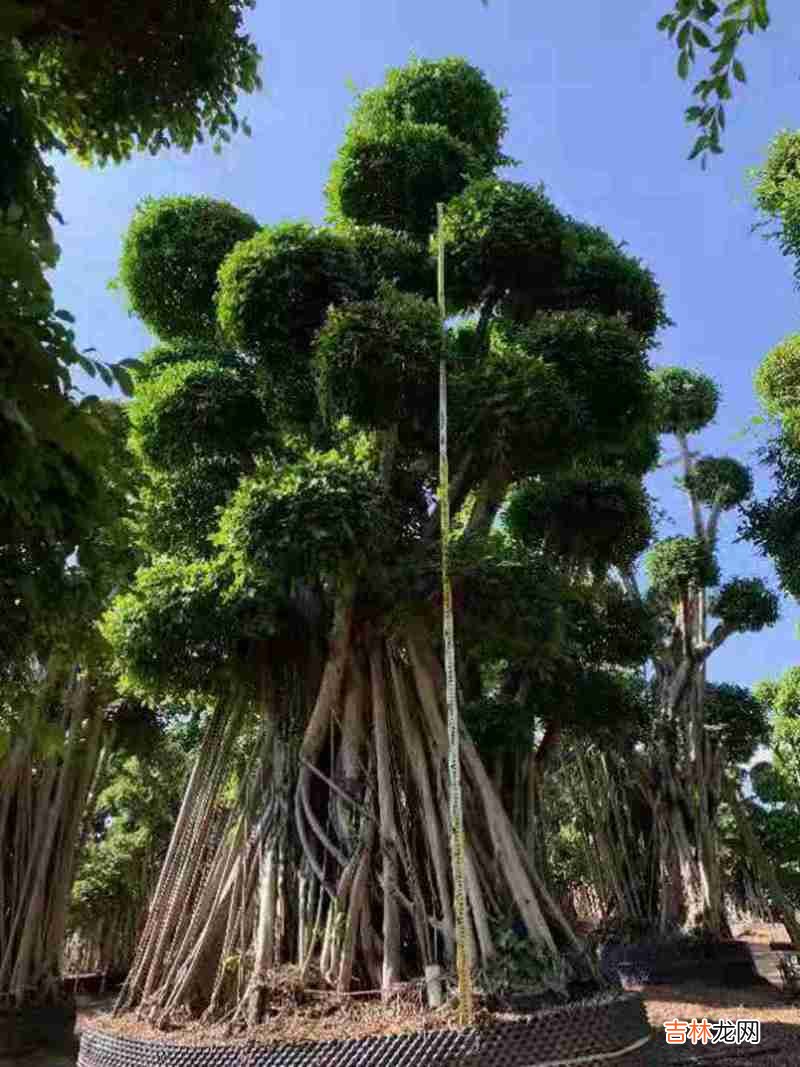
[18,923,800,1066]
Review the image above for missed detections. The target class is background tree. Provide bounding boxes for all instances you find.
[637,368,777,937]
[1,3,262,643]
[742,130,800,599]
[66,710,198,980]
[0,400,145,1009]
[552,367,782,941]
[105,56,669,1028]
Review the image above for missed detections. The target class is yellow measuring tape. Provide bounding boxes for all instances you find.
[437,202,474,1027]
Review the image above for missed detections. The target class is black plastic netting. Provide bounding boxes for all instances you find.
[79,992,652,1067]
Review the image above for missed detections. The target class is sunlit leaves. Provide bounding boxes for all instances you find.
[645,535,720,597]
[118,196,259,343]
[441,178,569,315]
[19,0,261,163]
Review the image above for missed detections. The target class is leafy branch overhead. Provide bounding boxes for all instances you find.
[658,0,769,164]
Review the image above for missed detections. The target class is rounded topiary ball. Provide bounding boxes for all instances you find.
[500,311,651,446]
[505,470,653,570]
[102,557,256,698]
[756,334,800,425]
[705,683,771,765]
[441,178,570,315]
[129,360,267,471]
[645,536,720,597]
[352,56,508,170]
[216,222,361,421]
[217,451,394,584]
[326,122,478,239]
[118,196,259,342]
[709,577,780,633]
[450,327,582,477]
[754,130,800,220]
[314,285,442,432]
[548,221,668,341]
[345,224,435,300]
[598,425,662,479]
[685,456,754,509]
[133,339,244,385]
[651,366,720,436]
[137,458,244,558]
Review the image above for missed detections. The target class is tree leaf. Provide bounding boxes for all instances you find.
[97,363,115,388]
[112,366,135,397]
[692,25,712,47]
[733,59,747,82]
[678,52,691,80]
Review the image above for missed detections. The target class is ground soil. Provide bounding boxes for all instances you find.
[14,923,800,1065]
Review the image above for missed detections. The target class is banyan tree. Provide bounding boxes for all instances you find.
[0,401,137,1013]
[106,57,669,1025]
[541,368,790,942]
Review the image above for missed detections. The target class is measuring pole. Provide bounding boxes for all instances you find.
[436,202,474,1027]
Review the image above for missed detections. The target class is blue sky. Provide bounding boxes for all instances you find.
[50,0,800,690]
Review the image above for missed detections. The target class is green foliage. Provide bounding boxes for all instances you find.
[685,455,753,508]
[754,130,800,220]
[505,468,654,570]
[573,590,657,672]
[327,121,479,239]
[744,437,800,601]
[709,576,779,632]
[118,196,259,343]
[129,359,269,471]
[132,338,246,384]
[755,334,800,445]
[753,131,800,288]
[134,458,244,559]
[216,222,361,419]
[478,922,567,998]
[462,696,536,754]
[314,284,442,433]
[652,365,720,435]
[350,56,509,171]
[703,682,770,765]
[102,557,263,699]
[441,178,570,314]
[452,533,566,662]
[600,424,662,479]
[17,0,261,163]
[495,312,652,451]
[645,536,720,597]
[1,399,139,676]
[548,221,670,342]
[755,666,800,718]
[109,55,667,742]
[560,668,650,739]
[216,448,395,589]
[345,223,435,299]
[450,325,582,478]
[70,722,192,956]
[657,0,770,164]
[1,48,137,597]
